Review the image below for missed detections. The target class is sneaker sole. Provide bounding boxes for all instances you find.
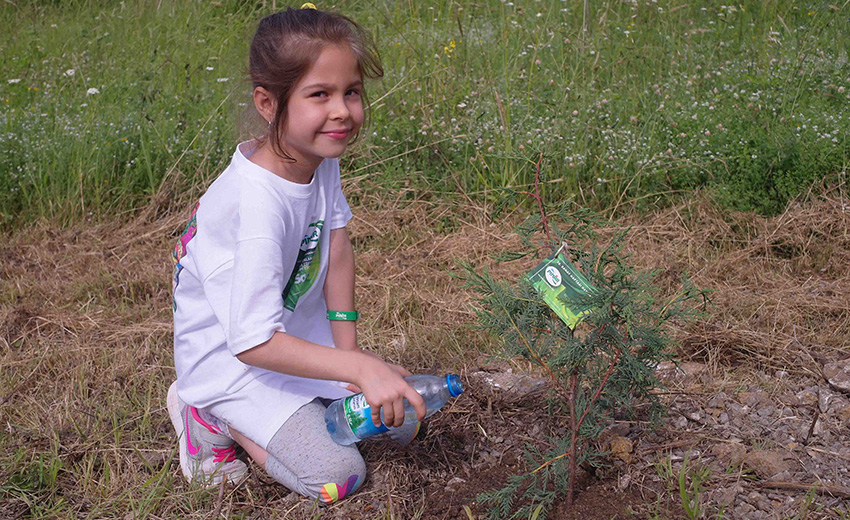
[166,382,196,483]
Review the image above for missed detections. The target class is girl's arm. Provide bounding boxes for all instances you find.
[322,226,411,390]
[237,227,425,427]
[323,227,357,351]
[236,332,425,426]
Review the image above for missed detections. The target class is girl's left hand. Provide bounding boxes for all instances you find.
[345,356,410,393]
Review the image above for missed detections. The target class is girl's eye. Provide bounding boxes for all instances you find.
[311,91,327,98]
[345,89,361,97]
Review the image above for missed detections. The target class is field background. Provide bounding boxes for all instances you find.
[1,0,848,519]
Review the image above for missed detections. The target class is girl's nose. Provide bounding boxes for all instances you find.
[329,96,350,120]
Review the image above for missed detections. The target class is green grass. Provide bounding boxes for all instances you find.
[1,0,848,227]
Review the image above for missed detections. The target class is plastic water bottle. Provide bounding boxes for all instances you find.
[324,374,464,445]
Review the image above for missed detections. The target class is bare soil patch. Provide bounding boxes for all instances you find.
[1,186,848,518]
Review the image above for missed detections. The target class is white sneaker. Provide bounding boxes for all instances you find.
[166,382,248,486]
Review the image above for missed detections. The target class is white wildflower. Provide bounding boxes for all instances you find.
[206,66,214,71]
[64,69,76,77]
[8,79,21,84]
[216,77,231,82]
[86,87,100,95]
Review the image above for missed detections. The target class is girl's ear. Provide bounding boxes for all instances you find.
[253,86,277,124]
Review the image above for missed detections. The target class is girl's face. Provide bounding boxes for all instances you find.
[281,44,364,169]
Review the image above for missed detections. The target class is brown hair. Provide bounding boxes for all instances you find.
[249,8,383,161]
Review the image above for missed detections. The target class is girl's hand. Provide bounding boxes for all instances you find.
[355,356,425,428]
[346,353,411,393]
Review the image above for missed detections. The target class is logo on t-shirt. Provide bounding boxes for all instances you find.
[282,220,324,311]
[172,202,199,312]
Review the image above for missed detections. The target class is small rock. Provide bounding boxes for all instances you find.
[719,412,730,424]
[445,476,466,492]
[609,436,634,463]
[617,473,631,491]
[707,392,729,409]
[823,359,850,393]
[795,387,819,407]
[832,400,850,421]
[714,486,739,507]
[654,361,707,384]
[470,371,547,399]
[727,402,745,416]
[742,450,794,479]
[818,388,836,413]
[711,442,747,466]
[738,390,768,407]
[757,405,775,417]
[737,502,756,515]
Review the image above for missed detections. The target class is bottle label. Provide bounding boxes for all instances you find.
[343,394,390,439]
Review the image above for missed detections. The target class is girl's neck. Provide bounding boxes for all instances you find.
[249,140,318,185]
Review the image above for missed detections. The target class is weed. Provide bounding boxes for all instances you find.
[678,452,710,520]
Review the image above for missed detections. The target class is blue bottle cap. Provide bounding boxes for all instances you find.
[446,374,464,397]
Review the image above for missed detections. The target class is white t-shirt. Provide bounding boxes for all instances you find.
[172,140,353,424]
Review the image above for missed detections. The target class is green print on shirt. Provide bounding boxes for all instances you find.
[282,220,324,311]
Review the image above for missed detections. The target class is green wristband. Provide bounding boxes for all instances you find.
[327,310,359,321]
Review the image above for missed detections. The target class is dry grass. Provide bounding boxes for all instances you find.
[1,183,848,518]
[622,185,850,377]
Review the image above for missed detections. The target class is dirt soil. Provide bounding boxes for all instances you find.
[1,186,849,519]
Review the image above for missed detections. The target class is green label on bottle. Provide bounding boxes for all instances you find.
[343,394,389,439]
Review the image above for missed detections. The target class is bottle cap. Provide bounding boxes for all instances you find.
[446,374,464,397]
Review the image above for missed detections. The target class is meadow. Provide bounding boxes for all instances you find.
[1,1,849,519]
[0,0,847,227]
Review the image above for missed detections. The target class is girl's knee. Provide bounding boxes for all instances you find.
[309,455,367,505]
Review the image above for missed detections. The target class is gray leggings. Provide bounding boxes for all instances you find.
[263,399,419,504]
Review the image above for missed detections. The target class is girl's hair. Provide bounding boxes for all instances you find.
[250,8,383,161]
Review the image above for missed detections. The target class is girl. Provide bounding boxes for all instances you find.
[166,6,426,504]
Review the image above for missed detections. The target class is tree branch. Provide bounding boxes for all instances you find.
[531,152,554,245]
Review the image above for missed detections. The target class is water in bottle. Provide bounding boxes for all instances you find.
[324,374,463,445]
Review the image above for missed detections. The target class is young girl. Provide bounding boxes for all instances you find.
[166,6,426,504]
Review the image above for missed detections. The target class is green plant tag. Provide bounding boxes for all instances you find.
[526,250,597,329]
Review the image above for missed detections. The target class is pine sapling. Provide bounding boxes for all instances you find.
[465,156,706,519]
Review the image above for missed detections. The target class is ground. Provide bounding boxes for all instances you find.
[1,186,849,519]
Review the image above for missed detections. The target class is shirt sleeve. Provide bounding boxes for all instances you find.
[328,161,353,230]
[226,237,288,355]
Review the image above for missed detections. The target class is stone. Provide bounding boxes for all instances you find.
[818,388,836,413]
[707,392,730,409]
[823,359,850,393]
[742,450,794,479]
[757,405,775,417]
[714,486,739,507]
[795,387,819,407]
[711,442,747,466]
[739,390,768,407]
[686,410,703,422]
[444,476,466,492]
[831,398,850,420]
[654,361,707,384]
[608,435,634,463]
[470,370,547,399]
